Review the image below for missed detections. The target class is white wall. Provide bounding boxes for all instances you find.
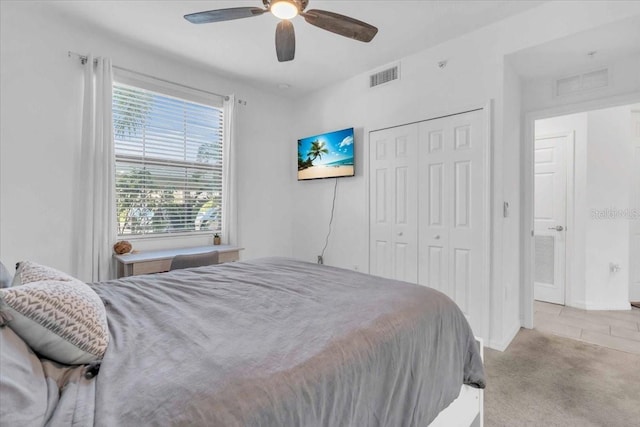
[0,1,294,278]
[501,60,523,343]
[535,106,635,310]
[289,1,640,348]
[585,106,633,309]
[523,55,640,114]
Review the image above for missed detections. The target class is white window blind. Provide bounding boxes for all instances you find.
[113,83,224,236]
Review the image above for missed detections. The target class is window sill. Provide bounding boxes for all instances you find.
[117,232,219,253]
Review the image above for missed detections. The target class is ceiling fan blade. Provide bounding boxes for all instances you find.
[301,9,378,42]
[184,7,266,24]
[275,20,296,62]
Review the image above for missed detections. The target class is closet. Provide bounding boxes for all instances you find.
[369,109,488,338]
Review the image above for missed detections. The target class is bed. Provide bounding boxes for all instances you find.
[0,257,485,426]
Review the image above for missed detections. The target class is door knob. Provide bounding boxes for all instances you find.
[434,235,441,240]
[397,231,403,236]
[548,226,564,231]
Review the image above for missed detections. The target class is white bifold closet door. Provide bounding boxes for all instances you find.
[369,124,419,283]
[417,111,485,325]
[370,109,486,336]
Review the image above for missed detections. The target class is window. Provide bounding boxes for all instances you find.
[113,82,224,236]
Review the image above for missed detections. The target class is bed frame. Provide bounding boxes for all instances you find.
[429,338,484,427]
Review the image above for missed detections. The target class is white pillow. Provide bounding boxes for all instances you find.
[0,326,48,425]
[0,263,109,365]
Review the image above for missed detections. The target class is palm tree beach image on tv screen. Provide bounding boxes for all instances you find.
[297,127,355,181]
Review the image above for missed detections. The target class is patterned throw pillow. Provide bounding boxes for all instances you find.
[12,261,75,286]
[0,264,109,365]
[0,262,12,288]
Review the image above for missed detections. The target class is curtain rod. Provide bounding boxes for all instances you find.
[67,51,230,101]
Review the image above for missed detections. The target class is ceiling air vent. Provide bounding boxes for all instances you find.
[555,68,609,97]
[370,63,400,88]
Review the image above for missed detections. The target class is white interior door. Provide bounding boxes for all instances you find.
[630,112,640,302]
[417,110,485,333]
[534,134,568,305]
[369,124,418,282]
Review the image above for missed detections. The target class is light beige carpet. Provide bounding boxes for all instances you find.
[484,328,640,427]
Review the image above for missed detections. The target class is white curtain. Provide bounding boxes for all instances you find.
[75,55,116,281]
[222,95,238,246]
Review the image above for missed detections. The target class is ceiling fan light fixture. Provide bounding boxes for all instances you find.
[185,0,378,62]
[271,1,299,20]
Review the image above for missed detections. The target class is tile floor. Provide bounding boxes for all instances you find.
[534,300,640,355]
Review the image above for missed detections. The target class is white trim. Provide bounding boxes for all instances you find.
[365,126,371,274]
[565,132,576,308]
[482,100,493,344]
[581,301,633,311]
[522,113,535,328]
[521,91,640,329]
[113,68,225,108]
[526,91,640,122]
[489,321,520,352]
[570,300,589,310]
[369,108,483,134]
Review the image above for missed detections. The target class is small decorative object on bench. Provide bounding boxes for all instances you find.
[213,233,221,245]
[113,240,132,255]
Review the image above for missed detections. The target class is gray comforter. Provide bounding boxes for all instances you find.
[15,257,485,426]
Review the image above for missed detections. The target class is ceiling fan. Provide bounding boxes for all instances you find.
[184,0,378,62]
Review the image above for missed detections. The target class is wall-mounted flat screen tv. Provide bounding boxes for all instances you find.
[297,127,355,181]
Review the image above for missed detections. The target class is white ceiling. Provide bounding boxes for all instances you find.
[45,0,545,96]
[509,14,640,81]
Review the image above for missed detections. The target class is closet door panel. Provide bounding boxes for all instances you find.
[418,110,485,335]
[453,248,470,315]
[426,245,446,293]
[429,163,444,227]
[446,111,485,330]
[369,125,418,282]
[418,122,450,295]
[454,161,471,228]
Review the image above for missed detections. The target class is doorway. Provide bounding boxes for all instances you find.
[527,104,640,350]
[533,131,573,306]
[528,104,639,323]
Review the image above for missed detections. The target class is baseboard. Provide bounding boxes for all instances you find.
[575,301,632,311]
[488,321,521,352]
[569,300,588,310]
